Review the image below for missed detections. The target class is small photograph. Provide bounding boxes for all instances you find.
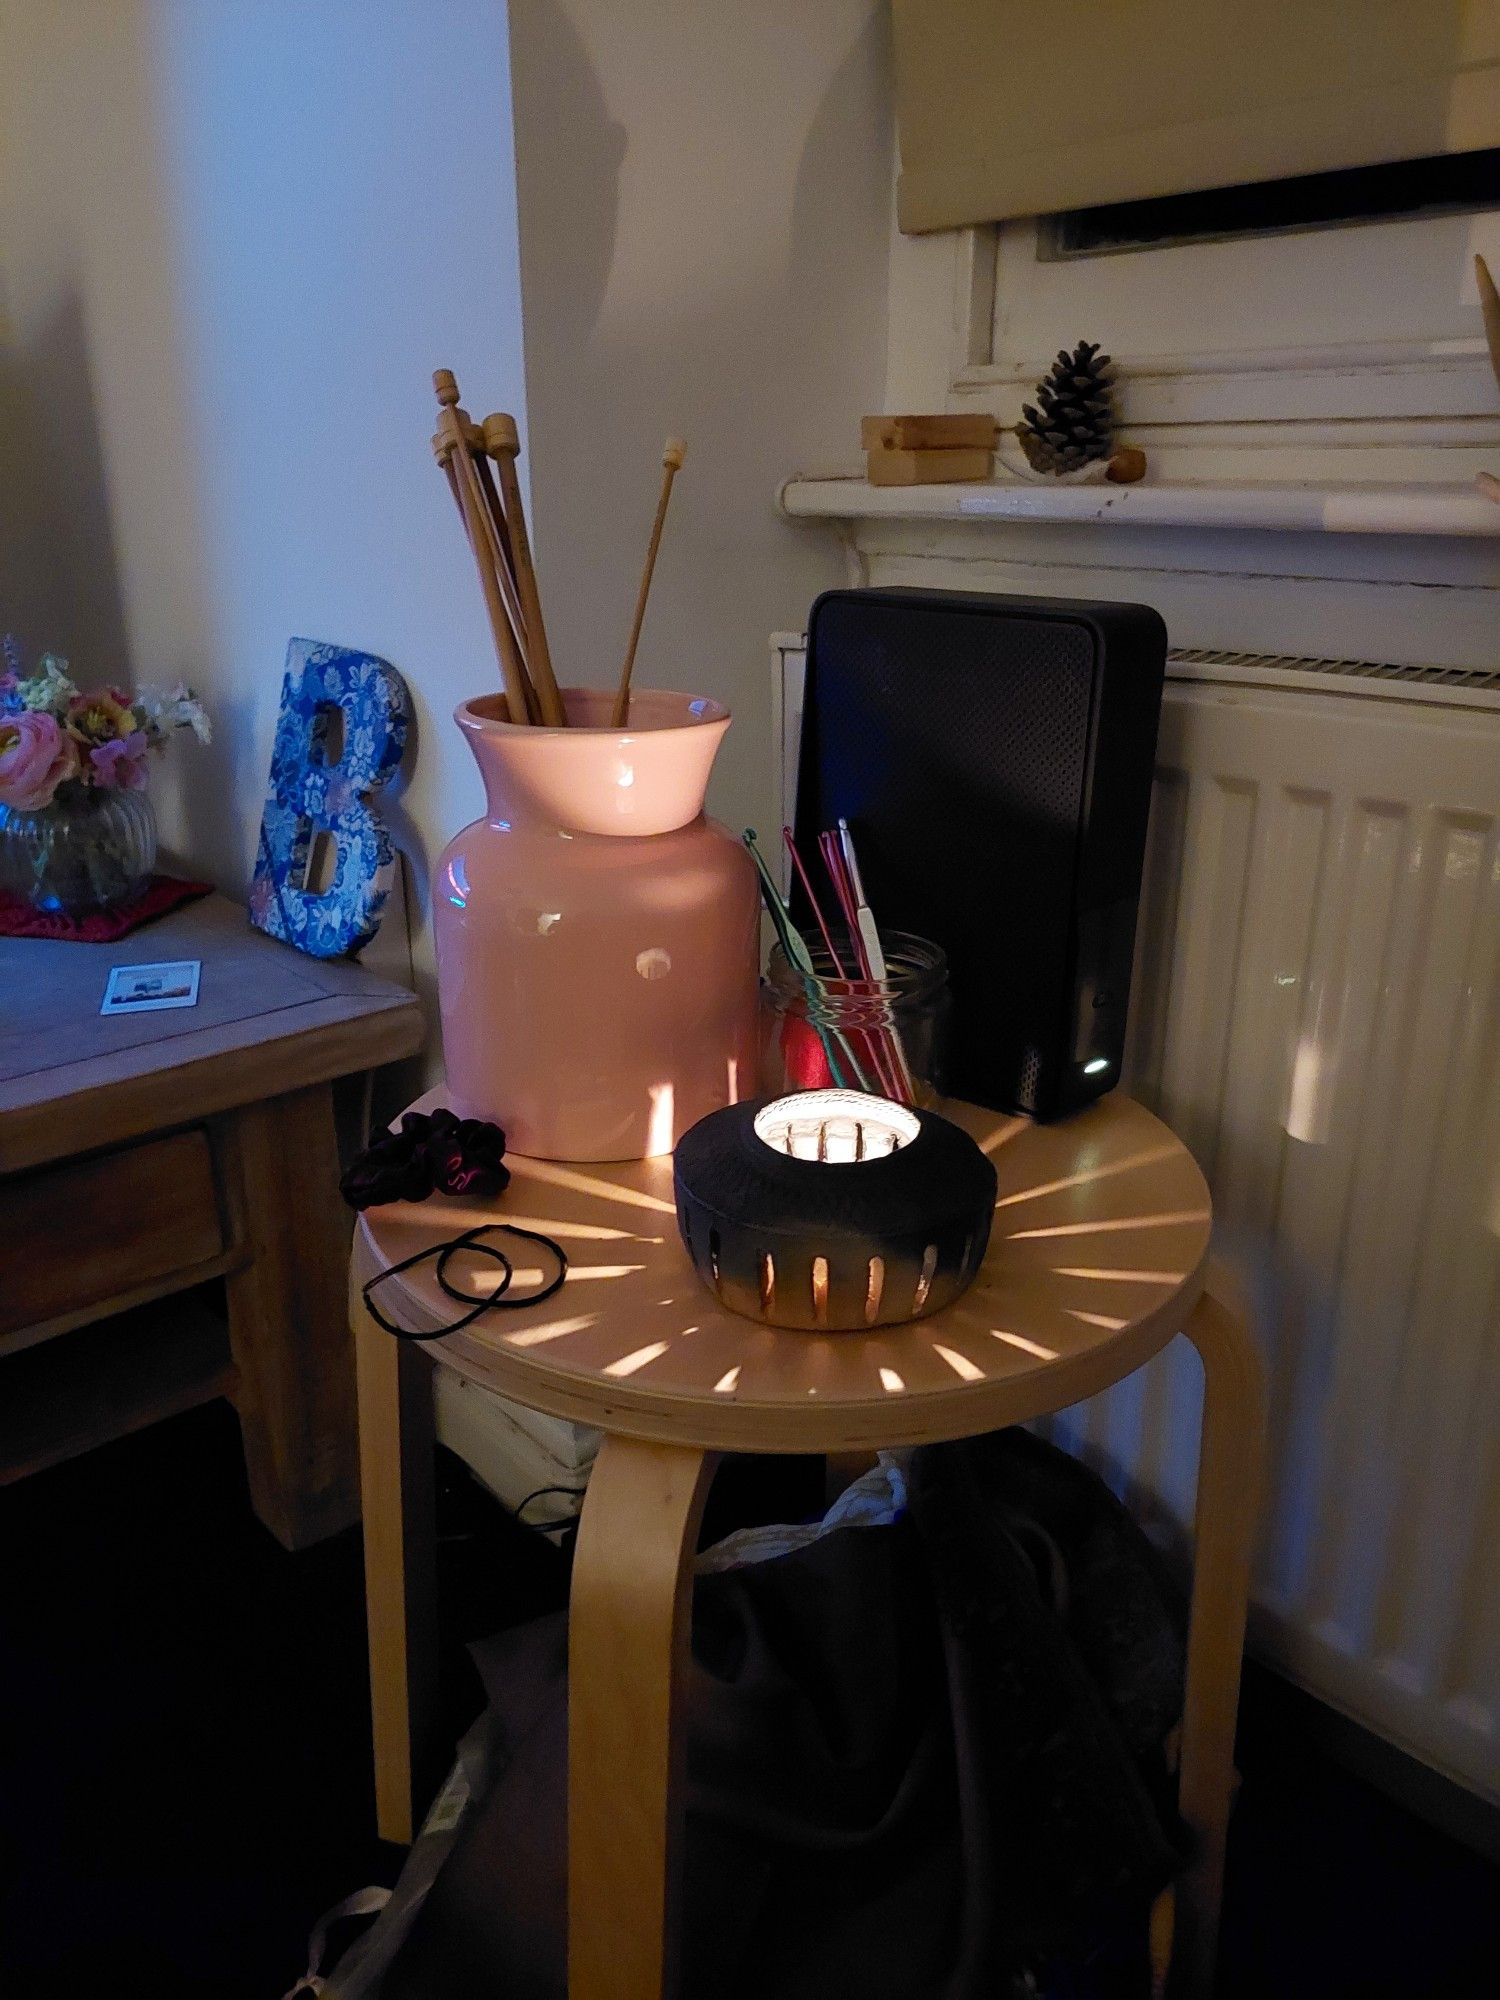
[100,959,202,1015]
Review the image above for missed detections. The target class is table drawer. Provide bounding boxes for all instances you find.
[0,1128,225,1337]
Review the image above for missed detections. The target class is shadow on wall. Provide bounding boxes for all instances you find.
[0,288,237,888]
[510,0,892,837]
[0,292,131,676]
[789,7,895,439]
[0,289,280,903]
[509,0,625,383]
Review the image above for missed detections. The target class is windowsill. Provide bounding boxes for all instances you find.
[779,475,1500,539]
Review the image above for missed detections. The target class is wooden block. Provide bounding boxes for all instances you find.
[866,445,993,486]
[861,413,998,452]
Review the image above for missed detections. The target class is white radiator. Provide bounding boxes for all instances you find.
[772,637,1500,1803]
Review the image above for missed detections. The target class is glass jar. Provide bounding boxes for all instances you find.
[0,784,157,914]
[761,928,950,1105]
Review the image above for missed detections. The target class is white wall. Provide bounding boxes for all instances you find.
[1,0,893,1048]
[0,0,531,1007]
[509,0,892,838]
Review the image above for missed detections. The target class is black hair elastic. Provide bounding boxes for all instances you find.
[363,1223,568,1341]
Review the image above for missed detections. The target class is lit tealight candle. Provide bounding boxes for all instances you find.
[752,1089,920,1164]
[675,1089,996,1330]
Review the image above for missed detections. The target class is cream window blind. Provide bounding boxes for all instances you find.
[893,0,1500,233]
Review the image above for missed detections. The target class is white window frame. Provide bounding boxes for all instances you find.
[896,220,1500,487]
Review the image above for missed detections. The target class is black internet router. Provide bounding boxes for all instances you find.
[793,586,1167,1122]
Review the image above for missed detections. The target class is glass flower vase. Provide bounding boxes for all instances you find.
[0,783,158,915]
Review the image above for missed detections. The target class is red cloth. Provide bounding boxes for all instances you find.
[0,873,214,942]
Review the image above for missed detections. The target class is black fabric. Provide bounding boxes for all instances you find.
[382,1431,1189,2000]
[340,1109,510,1211]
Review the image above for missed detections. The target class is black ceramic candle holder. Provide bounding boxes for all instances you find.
[673,1089,997,1331]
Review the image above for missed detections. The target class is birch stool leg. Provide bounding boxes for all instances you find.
[568,1436,717,2000]
[1172,1262,1268,1998]
[352,1280,439,1845]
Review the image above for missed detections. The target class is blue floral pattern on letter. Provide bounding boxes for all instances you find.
[249,638,411,958]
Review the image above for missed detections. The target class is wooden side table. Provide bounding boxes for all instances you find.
[0,893,423,1547]
[353,1092,1265,1998]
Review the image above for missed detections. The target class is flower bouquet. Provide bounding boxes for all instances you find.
[0,639,210,914]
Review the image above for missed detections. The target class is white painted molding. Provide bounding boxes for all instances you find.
[779,476,1500,540]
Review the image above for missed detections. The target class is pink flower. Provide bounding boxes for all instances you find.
[0,710,79,810]
[89,730,151,790]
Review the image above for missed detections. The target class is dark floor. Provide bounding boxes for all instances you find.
[0,1401,1496,1998]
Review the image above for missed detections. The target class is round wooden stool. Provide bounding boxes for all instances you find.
[352,1091,1265,1999]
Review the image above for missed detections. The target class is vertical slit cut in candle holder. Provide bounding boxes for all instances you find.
[811,1256,830,1325]
[759,1251,776,1315]
[912,1242,938,1312]
[865,1256,885,1323]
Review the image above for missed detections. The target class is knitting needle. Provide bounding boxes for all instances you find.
[787,823,908,1092]
[744,832,866,1090]
[819,831,866,971]
[471,447,528,635]
[482,413,567,727]
[612,438,686,728]
[837,818,888,980]
[433,373,537,725]
[782,827,849,975]
[838,817,917,1100]
[841,818,917,1102]
[433,426,539,722]
[820,828,912,1101]
[815,831,901,1097]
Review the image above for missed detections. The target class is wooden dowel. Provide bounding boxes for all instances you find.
[442,429,535,702]
[612,438,685,729]
[433,429,538,722]
[433,372,536,724]
[433,372,536,719]
[456,441,538,723]
[473,452,523,610]
[482,413,567,727]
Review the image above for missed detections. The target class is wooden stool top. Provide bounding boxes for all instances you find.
[355,1092,1210,1453]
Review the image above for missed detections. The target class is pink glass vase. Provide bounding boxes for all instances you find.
[434,687,761,1161]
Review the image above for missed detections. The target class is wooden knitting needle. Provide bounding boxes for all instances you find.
[436,425,536,710]
[1477,470,1500,506]
[473,450,523,610]
[1476,255,1500,396]
[431,420,537,723]
[433,371,537,724]
[481,413,566,727]
[612,438,686,728]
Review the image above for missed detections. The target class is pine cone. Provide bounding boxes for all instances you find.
[1016,340,1115,474]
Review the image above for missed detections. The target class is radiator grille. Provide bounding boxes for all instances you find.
[1168,647,1500,709]
[1038,674,1500,1806]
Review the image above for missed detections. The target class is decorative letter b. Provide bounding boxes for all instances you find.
[249,638,411,958]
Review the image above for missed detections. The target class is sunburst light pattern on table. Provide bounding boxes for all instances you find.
[358,1093,1211,1444]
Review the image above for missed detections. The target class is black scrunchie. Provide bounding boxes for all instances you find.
[340,1107,511,1211]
